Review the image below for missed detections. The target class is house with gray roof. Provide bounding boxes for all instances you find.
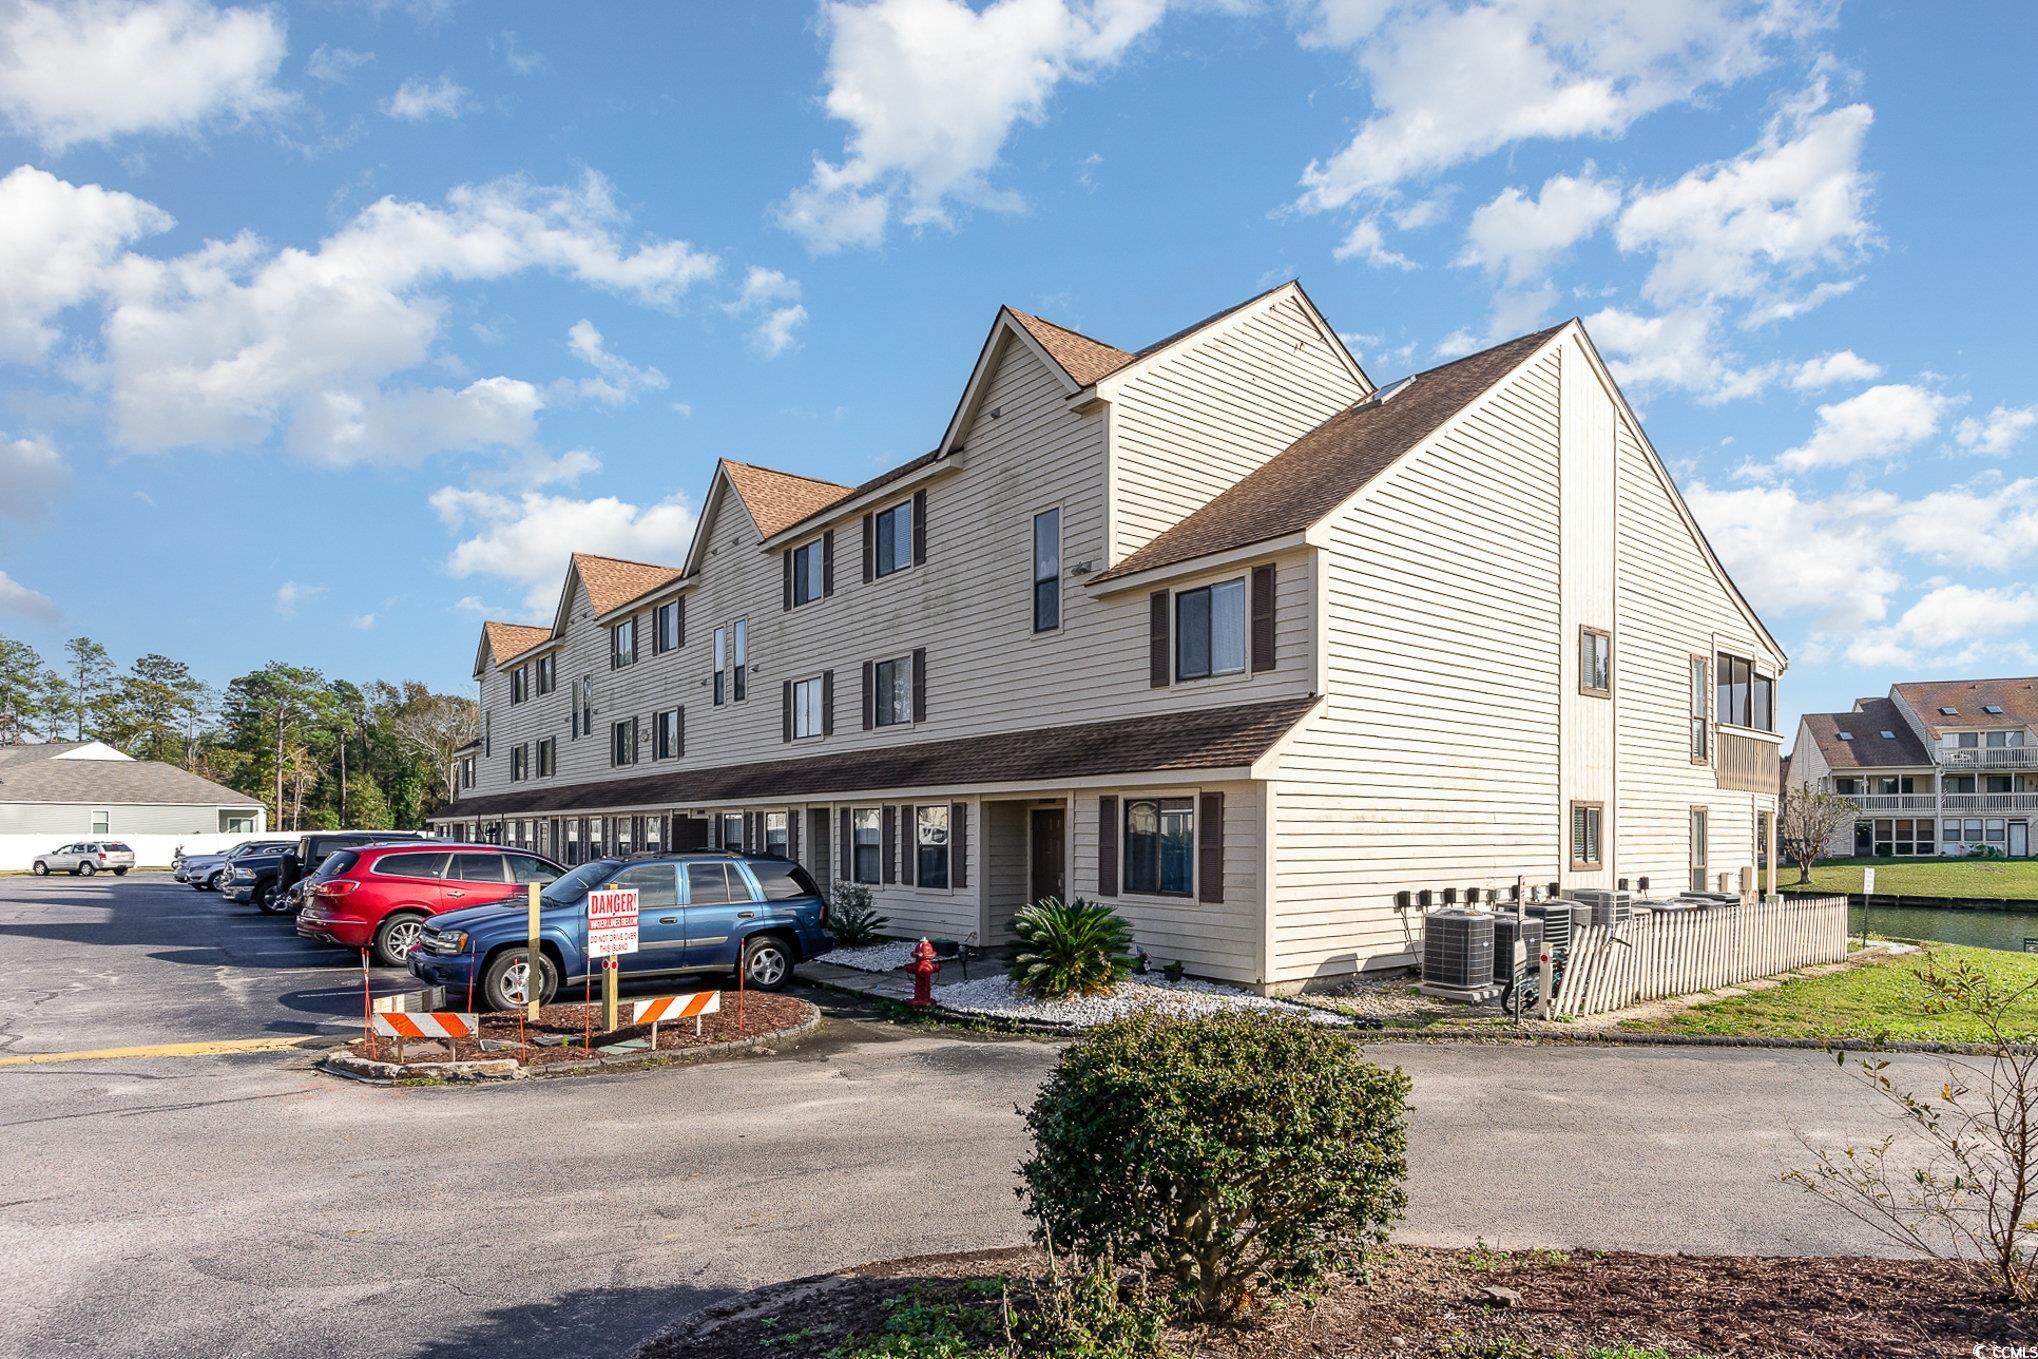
[0,741,267,869]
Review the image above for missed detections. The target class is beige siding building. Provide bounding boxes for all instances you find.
[431,283,1787,990]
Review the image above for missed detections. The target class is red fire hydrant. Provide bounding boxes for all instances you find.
[905,937,941,1008]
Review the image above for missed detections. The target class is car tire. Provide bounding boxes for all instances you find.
[254,883,286,914]
[32,861,47,876]
[372,913,428,968]
[113,867,128,877]
[740,934,794,991]
[79,861,96,877]
[482,948,559,1012]
[206,872,223,891]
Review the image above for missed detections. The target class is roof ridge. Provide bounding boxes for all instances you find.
[721,458,854,492]
[1130,280,1295,360]
[1893,676,2038,688]
[571,549,684,572]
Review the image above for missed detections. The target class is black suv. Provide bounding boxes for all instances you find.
[224,830,436,914]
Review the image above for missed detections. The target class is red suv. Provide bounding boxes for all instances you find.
[297,843,565,966]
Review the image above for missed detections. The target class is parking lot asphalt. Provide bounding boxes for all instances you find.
[0,874,1955,1358]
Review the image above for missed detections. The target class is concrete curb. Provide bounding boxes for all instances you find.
[1354,1026,2031,1057]
[314,1006,822,1086]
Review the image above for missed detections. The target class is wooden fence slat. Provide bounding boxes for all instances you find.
[1546,895,1850,1018]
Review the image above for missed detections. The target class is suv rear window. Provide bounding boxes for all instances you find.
[313,851,360,881]
[103,843,132,852]
[752,860,822,902]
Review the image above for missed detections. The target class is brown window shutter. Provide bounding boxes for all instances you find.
[862,512,875,583]
[1250,565,1276,673]
[822,669,835,735]
[1148,592,1171,688]
[1198,791,1225,903]
[882,805,897,884]
[912,488,927,565]
[677,706,685,758]
[822,529,835,596]
[861,659,874,730]
[781,679,792,743]
[1097,796,1119,896]
[911,647,927,722]
[676,597,685,648]
[838,808,852,879]
[901,805,916,886]
[709,814,721,849]
[952,801,969,889]
[788,810,801,861]
[782,550,793,612]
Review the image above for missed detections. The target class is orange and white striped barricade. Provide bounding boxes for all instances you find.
[631,991,720,1044]
[369,1011,479,1063]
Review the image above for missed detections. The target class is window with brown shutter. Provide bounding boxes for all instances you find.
[951,801,969,889]
[1149,593,1170,688]
[822,529,835,596]
[1250,565,1275,673]
[1198,791,1225,903]
[1097,795,1119,896]
[882,805,897,884]
[912,647,926,722]
[861,659,875,730]
[912,488,927,565]
[901,804,916,886]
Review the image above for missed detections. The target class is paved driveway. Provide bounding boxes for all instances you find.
[0,875,1953,1359]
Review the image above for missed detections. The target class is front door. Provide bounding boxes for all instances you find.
[2014,821,2031,858]
[1029,807,1066,907]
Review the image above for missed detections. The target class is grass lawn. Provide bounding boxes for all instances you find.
[1784,855,2038,900]
[1623,941,2038,1043]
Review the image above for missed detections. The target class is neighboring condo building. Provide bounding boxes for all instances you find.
[429,282,1788,991]
[1788,679,2038,859]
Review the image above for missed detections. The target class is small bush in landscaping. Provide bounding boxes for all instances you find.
[1010,897,1135,999]
[1020,1009,1410,1321]
[829,881,890,949]
[1016,1259,1174,1359]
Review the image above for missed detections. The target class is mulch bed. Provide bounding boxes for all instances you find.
[641,1244,2036,1359]
[340,991,811,1068]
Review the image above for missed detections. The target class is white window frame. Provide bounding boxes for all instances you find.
[1032,506,1061,633]
[792,540,825,606]
[732,619,748,703]
[873,499,913,578]
[851,807,881,884]
[792,676,824,740]
[874,655,912,727]
[1174,578,1247,681]
[713,627,727,706]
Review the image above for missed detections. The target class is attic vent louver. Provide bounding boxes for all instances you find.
[1941,706,1960,716]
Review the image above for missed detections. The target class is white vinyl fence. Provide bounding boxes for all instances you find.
[0,832,256,872]
[1551,895,1850,1019]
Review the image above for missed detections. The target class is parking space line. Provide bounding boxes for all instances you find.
[0,1036,328,1066]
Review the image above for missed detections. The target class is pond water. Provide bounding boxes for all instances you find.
[1851,902,2038,953]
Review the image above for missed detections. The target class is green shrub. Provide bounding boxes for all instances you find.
[829,881,890,949]
[1010,897,1135,999]
[1020,1010,1409,1321]
[1017,1259,1174,1359]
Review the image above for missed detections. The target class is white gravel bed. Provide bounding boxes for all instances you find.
[932,973,1348,1028]
[814,941,920,973]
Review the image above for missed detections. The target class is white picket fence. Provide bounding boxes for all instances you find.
[1550,895,1850,1019]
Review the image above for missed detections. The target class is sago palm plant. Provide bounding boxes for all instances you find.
[1010,896,1135,999]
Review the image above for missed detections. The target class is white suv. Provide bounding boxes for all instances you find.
[33,842,137,876]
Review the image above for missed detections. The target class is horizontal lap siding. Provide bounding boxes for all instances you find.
[1111,296,1366,559]
[1613,413,1779,892]
[1070,782,1263,983]
[1268,349,1565,984]
[471,338,1313,804]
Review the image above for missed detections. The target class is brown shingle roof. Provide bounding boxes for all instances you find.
[1094,325,1564,581]
[1803,698,1932,770]
[1009,310,1135,386]
[432,696,1318,819]
[573,552,683,616]
[1893,678,2038,736]
[483,621,551,665]
[721,459,855,539]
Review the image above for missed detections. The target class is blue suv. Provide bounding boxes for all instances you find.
[407,851,834,1011]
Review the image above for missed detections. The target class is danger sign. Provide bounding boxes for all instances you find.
[587,888,640,958]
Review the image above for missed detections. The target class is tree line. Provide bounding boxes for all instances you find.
[0,634,476,832]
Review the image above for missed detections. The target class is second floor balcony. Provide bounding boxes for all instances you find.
[1839,792,1937,813]
[1943,792,2038,813]
[1936,743,2038,770]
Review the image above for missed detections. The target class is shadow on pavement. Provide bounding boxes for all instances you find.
[404,1280,723,1359]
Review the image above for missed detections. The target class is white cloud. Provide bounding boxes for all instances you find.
[1954,404,2038,458]
[1789,349,1880,390]
[751,304,809,358]
[1331,218,1415,269]
[1457,171,1620,284]
[779,0,1167,252]
[383,74,468,121]
[307,45,373,84]
[1777,382,1951,472]
[560,320,667,405]
[1684,480,1900,632]
[1581,303,1777,402]
[351,613,377,630]
[727,266,809,356]
[1846,585,2038,669]
[1741,276,1857,327]
[274,580,324,617]
[1293,0,1816,211]
[1863,476,2038,574]
[1615,85,1874,307]
[432,483,699,615]
[0,0,289,149]
[8,167,722,465]
[0,431,66,512]
[0,568,58,621]
[0,165,173,361]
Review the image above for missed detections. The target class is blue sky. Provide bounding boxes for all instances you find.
[0,0,2032,735]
